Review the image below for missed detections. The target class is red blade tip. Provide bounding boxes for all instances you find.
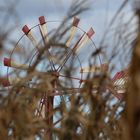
[87,27,95,38]
[39,16,46,25]
[4,58,11,67]
[22,25,30,35]
[2,79,10,87]
[73,17,80,27]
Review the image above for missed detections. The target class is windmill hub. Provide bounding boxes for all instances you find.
[47,70,59,78]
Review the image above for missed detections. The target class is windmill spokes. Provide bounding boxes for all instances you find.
[75,27,95,53]
[39,16,48,44]
[73,27,95,53]
[22,25,40,51]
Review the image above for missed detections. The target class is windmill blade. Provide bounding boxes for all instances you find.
[4,58,29,70]
[111,69,128,98]
[39,16,48,45]
[1,77,21,87]
[112,69,128,91]
[80,63,108,73]
[3,57,56,74]
[38,16,56,71]
[114,78,125,86]
[57,22,92,72]
[57,32,85,72]
[74,27,95,53]
[113,77,127,95]
[66,17,80,47]
[1,78,10,87]
[112,70,126,82]
[22,25,40,51]
[66,26,77,47]
[107,85,124,100]
[80,66,100,73]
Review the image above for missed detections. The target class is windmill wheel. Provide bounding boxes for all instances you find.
[3,17,101,87]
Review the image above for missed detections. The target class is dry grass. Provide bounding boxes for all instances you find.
[0,0,140,140]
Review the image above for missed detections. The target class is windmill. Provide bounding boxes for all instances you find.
[1,16,128,139]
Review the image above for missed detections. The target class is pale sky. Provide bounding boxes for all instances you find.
[7,0,132,46]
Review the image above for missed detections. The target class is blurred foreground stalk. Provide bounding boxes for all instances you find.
[124,6,140,140]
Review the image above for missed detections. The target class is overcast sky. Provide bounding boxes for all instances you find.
[0,0,133,44]
[13,0,133,43]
